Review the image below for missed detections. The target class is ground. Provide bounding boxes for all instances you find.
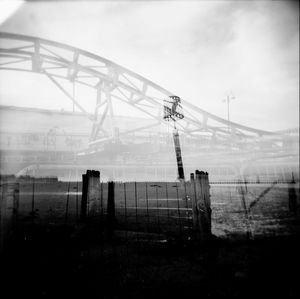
[1,229,299,298]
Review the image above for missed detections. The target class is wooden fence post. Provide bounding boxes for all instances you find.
[191,170,212,240]
[81,170,101,222]
[107,181,115,239]
[199,171,211,234]
[13,182,19,233]
[81,173,88,221]
[87,170,101,217]
[190,173,202,238]
[0,177,19,253]
[288,174,299,219]
[0,177,7,254]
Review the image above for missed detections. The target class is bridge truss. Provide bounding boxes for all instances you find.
[0,32,293,157]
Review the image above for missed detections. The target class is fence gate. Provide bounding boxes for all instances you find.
[81,170,212,241]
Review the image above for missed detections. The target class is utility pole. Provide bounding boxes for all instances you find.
[72,81,75,112]
[222,92,235,132]
[163,95,185,181]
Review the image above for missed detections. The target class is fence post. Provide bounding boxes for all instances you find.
[199,171,211,234]
[0,176,19,253]
[81,170,101,222]
[191,170,212,240]
[238,180,253,240]
[107,181,115,239]
[13,182,19,233]
[81,173,88,221]
[87,170,101,217]
[288,174,299,219]
[190,173,202,238]
[0,177,7,254]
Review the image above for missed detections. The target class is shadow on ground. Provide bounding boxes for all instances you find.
[1,227,299,298]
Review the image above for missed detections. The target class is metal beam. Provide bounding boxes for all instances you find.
[43,70,93,120]
[0,32,284,156]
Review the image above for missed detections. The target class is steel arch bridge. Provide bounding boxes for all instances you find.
[0,32,281,153]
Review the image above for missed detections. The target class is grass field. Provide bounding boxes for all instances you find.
[1,177,299,240]
[1,176,299,298]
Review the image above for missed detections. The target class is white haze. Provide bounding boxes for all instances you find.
[0,0,298,131]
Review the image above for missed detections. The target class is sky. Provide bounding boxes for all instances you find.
[0,0,299,131]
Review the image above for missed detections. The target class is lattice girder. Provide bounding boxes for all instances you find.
[0,32,277,154]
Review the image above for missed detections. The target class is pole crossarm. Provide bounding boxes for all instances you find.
[0,32,284,154]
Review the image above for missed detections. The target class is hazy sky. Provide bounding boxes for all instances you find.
[0,0,299,131]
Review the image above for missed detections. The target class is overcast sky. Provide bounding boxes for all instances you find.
[0,0,299,131]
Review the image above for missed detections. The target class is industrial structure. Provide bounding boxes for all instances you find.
[0,32,299,181]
